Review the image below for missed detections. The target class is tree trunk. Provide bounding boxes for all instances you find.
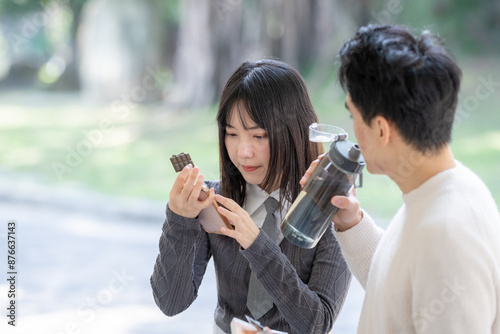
[165,0,215,109]
[308,0,358,93]
[77,0,163,104]
[165,0,358,110]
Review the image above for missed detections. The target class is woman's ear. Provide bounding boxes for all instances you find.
[373,115,392,147]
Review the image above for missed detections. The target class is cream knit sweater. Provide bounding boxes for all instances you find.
[336,162,500,333]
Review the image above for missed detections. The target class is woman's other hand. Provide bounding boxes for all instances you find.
[215,194,260,249]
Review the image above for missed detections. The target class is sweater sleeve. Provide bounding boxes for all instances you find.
[334,210,384,288]
[242,225,351,334]
[150,204,211,316]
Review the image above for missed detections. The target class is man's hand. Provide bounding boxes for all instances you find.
[299,153,325,188]
[331,189,363,232]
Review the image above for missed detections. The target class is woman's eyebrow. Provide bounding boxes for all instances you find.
[226,124,262,130]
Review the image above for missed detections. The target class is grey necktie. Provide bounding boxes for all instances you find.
[246,197,279,319]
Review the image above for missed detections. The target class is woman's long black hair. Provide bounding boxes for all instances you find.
[216,59,322,208]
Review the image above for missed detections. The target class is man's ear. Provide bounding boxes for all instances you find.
[373,116,392,147]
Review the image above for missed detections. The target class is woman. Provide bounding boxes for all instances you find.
[151,59,351,333]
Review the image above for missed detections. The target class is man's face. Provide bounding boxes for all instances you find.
[345,94,382,175]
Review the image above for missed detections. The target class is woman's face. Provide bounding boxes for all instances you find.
[224,105,270,188]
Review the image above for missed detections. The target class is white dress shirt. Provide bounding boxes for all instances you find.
[214,183,291,333]
[244,183,291,244]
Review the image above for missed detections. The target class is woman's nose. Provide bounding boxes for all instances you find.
[238,141,254,159]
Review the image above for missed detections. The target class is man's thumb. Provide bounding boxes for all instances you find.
[332,195,348,208]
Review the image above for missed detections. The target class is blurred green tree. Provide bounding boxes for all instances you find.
[0,0,498,107]
[394,0,500,53]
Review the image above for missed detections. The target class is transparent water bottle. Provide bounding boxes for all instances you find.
[281,123,365,249]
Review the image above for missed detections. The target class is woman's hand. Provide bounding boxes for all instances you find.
[168,164,215,218]
[215,194,260,249]
[300,154,363,232]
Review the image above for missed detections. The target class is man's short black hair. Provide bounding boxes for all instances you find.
[338,24,462,153]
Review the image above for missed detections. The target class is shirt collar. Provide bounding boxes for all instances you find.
[244,183,281,216]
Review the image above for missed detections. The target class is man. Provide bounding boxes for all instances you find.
[301,24,500,333]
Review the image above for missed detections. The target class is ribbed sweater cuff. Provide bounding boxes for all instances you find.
[165,204,202,232]
[334,211,381,287]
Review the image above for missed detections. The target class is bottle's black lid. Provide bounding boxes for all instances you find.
[328,139,366,174]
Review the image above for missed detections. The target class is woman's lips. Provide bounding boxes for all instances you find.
[241,165,259,172]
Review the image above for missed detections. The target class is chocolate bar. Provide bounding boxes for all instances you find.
[170,152,194,172]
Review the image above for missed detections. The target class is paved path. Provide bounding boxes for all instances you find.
[0,177,362,333]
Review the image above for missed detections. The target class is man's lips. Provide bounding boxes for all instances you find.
[241,165,259,172]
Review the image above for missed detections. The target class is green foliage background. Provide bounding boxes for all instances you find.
[1,0,499,225]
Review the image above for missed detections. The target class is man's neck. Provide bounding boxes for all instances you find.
[388,145,456,194]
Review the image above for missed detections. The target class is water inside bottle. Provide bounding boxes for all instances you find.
[281,172,353,248]
[281,190,338,248]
